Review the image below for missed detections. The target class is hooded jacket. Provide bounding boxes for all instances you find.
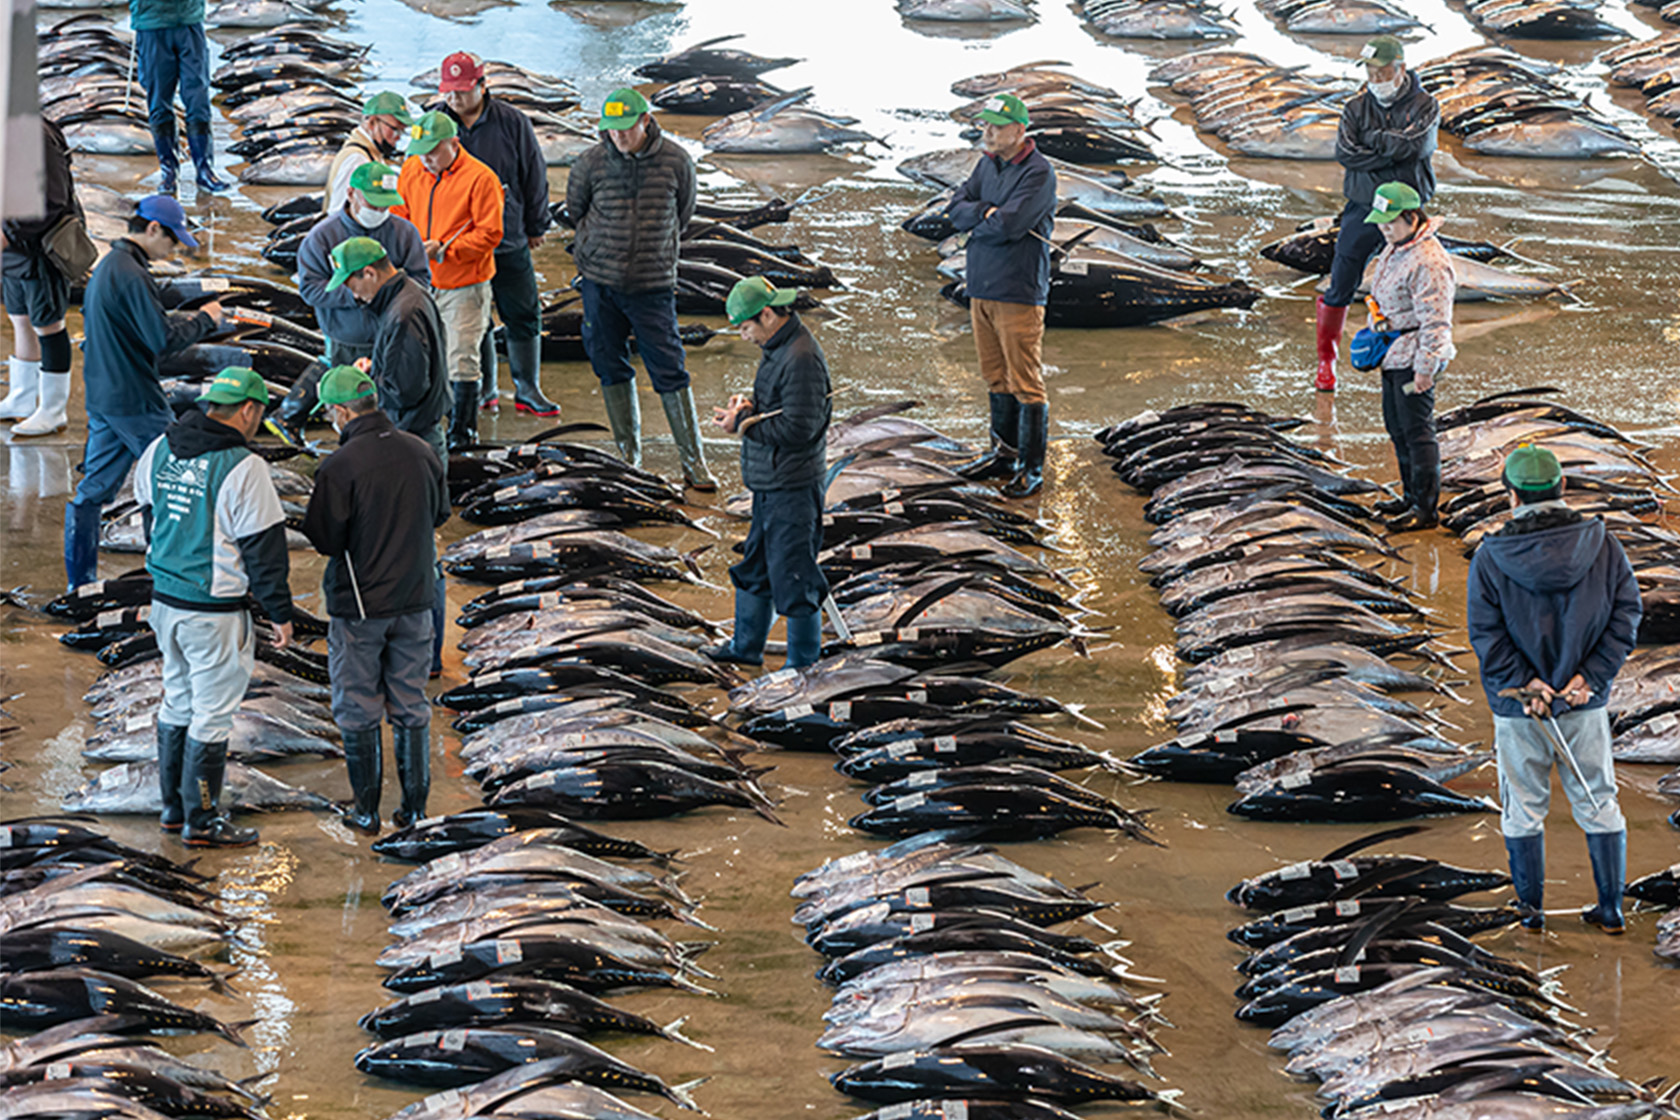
[1335,70,1439,210]
[134,409,292,624]
[565,117,696,293]
[301,410,449,620]
[1467,506,1642,718]
[81,238,217,417]
[393,146,504,289]
[740,312,831,492]
[296,207,430,346]
[367,271,449,439]
[441,95,551,253]
[945,138,1057,307]
[1368,215,1456,375]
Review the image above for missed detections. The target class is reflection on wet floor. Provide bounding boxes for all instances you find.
[9,0,1680,1114]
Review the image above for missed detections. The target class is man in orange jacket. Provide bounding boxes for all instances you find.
[393,110,503,450]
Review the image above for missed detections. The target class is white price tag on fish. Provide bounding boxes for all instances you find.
[906,690,927,703]
[45,1063,72,1080]
[1333,966,1360,983]
[932,736,958,752]
[0,827,10,849]
[493,486,520,502]
[1334,900,1362,917]
[495,940,523,964]
[828,701,852,721]
[893,793,926,810]
[464,982,493,1000]
[780,703,814,720]
[907,770,938,788]
[881,1051,917,1069]
[880,489,900,501]
[854,631,884,646]
[1280,771,1310,789]
[440,1029,467,1051]
[896,627,919,641]
[1328,860,1358,880]
[887,742,917,757]
[909,913,935,932]
[1280,905,1316,923]
[1278,862,1312,881]
[431,947,462,965]
[851,545,873,560]
[199,277,230,292]
[942,1103,970,1120]
[904,886,930,907]
[411,988,442,1004]
[883,501,904,514]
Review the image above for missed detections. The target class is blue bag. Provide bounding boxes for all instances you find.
[1348,325,1417,372]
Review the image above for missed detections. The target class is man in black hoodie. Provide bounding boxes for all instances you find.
[301,366,450,836]
[1467,444,1641,935]
[134,367,293,848]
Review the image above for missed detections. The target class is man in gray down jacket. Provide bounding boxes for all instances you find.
[565,88,715,491]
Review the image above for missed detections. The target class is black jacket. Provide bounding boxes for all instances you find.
[443,96,550,253]
[367,272,449,439]
[301,411,449,620]
[946,139,1057,306]
[3,120,80,249]
[81,239,217,416]
[741,313,831,492]
[1335,70,1439,209]
[566,117,696,293]
[1468,505,1642,719]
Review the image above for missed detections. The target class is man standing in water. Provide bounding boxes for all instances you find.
[566,88,716,491]
[1468,444,1641,935]
[945,93,1057,499]
[1315,36,1439,393]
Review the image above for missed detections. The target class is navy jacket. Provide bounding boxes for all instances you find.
[81,239,217,417]
[945,140,1056,306]
[1336,70,1439,209]
[1467,507,1642,719]
[367,272,449,440]
[295,207,429,346]
[443,96,551,253]
[741,313,831,493]
[301,410,449,620]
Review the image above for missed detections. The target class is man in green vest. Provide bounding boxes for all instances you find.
[134,367,294,847]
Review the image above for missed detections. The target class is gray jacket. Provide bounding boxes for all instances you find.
[565,117,696,293]
[741,313,831,492]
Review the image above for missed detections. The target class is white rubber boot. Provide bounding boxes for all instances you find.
[0,357,40,421]
[13,371,70,437]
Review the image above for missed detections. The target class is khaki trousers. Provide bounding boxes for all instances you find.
[433,281,492,385]
[971,298,1047,405]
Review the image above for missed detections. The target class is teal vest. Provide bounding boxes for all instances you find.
[146,442,251,606]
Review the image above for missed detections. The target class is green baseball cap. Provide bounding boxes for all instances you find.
[198,366,270,406]
[325,236,389,291]
[405,109,458,155]
[1364,181,1421,224]
[599,88,650,131]
[976,93,1030,127]
[726,275,797,326]
[350,161,403,207]
[314,364,377,412]
[362,90,414,126]
[1503,443,1564,491]
[1361,36,1403,66]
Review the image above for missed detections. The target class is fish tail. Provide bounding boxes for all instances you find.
[667,1076,712,1113]
[661,1015,716,1052]
[218,1016,259,1047]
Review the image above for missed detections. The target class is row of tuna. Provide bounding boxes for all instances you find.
[1105,401,1496,822]
[1228,828,1680,1112]
[1,816,272,1118]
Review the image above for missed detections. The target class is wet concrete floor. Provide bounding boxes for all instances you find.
[5,0,1680,1115]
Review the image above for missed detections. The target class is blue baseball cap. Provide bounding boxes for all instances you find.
[135,194,199,249]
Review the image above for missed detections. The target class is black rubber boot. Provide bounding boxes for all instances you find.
[479,329,500,411]
[508,335,559,416]
[702,590,773,666]
[390,723,431,829]
[1002,402,1048,499]
[182,736,258,848]
[448,381,480,451]
[157,722,188,832]
[785,610,823,669]
[1581,829,1626,935]
[1373,495,1410,517]
[153,118,180,196]
[957,393,1019,481]
[340,725,383,836]
[1505,833,1546,930]
[186,125,229,193]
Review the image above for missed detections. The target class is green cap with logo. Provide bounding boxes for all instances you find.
[326,236,389,291]
[362,90,414,126]
[726,275,797,326]
[350,161,403,207]
[599,88,650,131]
[976,93,1030,127]
[405,109,458,155]
[198,366,270,406]
[314,365,378,413]
[1361,36,1404,66]
[1364,181,1421,224]
[1503,443,1564,492]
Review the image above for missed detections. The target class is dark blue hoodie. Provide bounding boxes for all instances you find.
[1467,508,1641,719]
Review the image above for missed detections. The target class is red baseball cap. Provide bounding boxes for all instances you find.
[438,51,484,92]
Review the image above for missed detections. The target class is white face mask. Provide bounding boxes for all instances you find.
[354,204,390,229]
[1369,76,1404,105]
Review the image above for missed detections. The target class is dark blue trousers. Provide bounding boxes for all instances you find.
[66,408,171,589]
[136,25,212,136]
[578,276,689,392]
[1325,199,1385,308]
[730,483,827,619]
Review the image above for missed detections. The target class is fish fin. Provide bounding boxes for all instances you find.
[890,574,974,631]
[218,1017,258,1048]
[1319,824,1428,863]
[661,1015,715,1052]
[681,544,713,578]
[1336,898,1420,967]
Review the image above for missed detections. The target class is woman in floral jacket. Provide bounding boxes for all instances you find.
[1365,180,1456,532]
